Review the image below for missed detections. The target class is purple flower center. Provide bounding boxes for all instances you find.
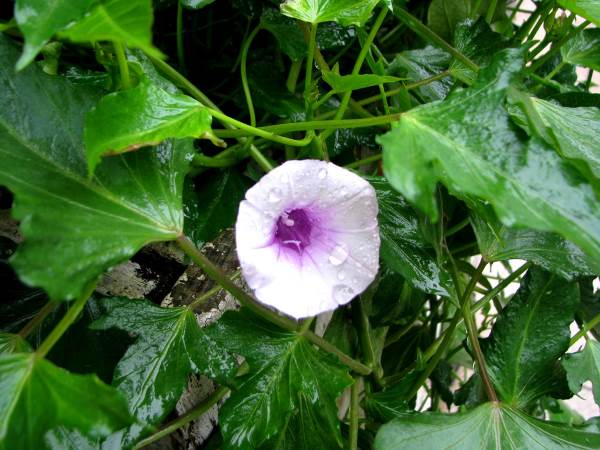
[274,208,313,254]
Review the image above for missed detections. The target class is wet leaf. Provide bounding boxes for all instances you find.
[14,0,94,70]
[375,402,600,449]
[0,353,133,450]
[206,309,353,449]
[85,76,215,175]
[483,268,578,407]
[563,340,600,407]
[558,0,600,27]
[0,36,194,301]
[561,29,600,71]
[91,297,237,424]
[280,0,380,26]
[378,49,600,269]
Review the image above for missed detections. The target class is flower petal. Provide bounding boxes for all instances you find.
[235,160,380,318]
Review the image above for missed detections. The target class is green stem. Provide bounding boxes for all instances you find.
[176,3,187,73]
[349,378,360,450]
[585,69,594,91]
[133,386,230,450]
[344,153,382,169]
[18,301,57,339]
[330,7,388,124]
[393,8,478,72]
[176,235,371,374]
[188,271,241,310]
[544,60,566,81]
[241,25,261,126]
[304,23,318,118]
[570,312,600,346]
[302,331,372,375]
[36,283,96,358]
[444,217,470,237]
[485,0,498,23]
[114,42,131,90]
[514,0,551,42]
[458,260,498,402]
[286,59,303,93]
[213,114,401,138]
[378,84,391,115]
[530,19,590,73]
[472,262,530,313]
[249,145,275,171]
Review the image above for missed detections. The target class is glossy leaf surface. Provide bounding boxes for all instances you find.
[512,97,600,179]
[558,0,600,27]
[206,309,353,449]
[0,353,133,450]
[14,0,94,70]
[91,297,236,424]
[563,340,600,407]
[378,49,600,268]
[369,177,451,296]
[471,210,597,279]
[280,0,380,26]
[60,0,163,59]
[561,29,600,71]
[84,77,214,175]
[375,402,600,449]
[483,268,578,408]
[0,36,192,300]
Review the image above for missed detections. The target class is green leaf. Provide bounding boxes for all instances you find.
[0,333,32,354]
[471,209,598,280]
[386,47,452,102]
[511,97,600,180]
[0,353,133,450]
[84,76,216,175]
[91,297,236,424]
[59,0,163,59]
[369,177,452,297]
[184,169,249,247]
[378,48,600,268]
[558,0,600,27]
[323,65,401,92]
[0,36,192,300]
[206,309,353,449]
[427,0,473,41]
[561,29,600,71]
[280,0,380,26]
[14,0,95,70]
[563,340,600,407]
[374,401,600,449]
[483,268,578,408]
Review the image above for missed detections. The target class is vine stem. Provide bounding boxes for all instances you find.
[114,42,131,90]
[212,114,401,138]
[175,235,371,375]
[393,8,478,72]
[344,154,381,169]
[36,283,96,358]
[349,378,360,450]
[304,23,318,119]
[18,301,56,338]
[133,385,230,450]
[458,259,498,402]
[241,25,261,126]
[570,312,600,346]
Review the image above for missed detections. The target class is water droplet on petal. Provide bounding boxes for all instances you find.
[337,270,346,281]
[318,168,327,180]
[340,187,348,197]
[333,284,354,303]
[268,188,282,203]
[328,244,349,266]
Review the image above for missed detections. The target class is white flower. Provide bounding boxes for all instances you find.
[235,159,380,318]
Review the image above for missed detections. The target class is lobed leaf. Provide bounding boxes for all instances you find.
[483,268,578,407]
[561,29,600,72]
[558,0,600,27]
[374,402,600,449]
[563,340,600,407]
[280,0,380,26]
[84,76,216,175]
[378,48,600,269]
[91,297,237,425]
[206,309,353,449]
[0,35,192,300]
[0,353,133,450]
